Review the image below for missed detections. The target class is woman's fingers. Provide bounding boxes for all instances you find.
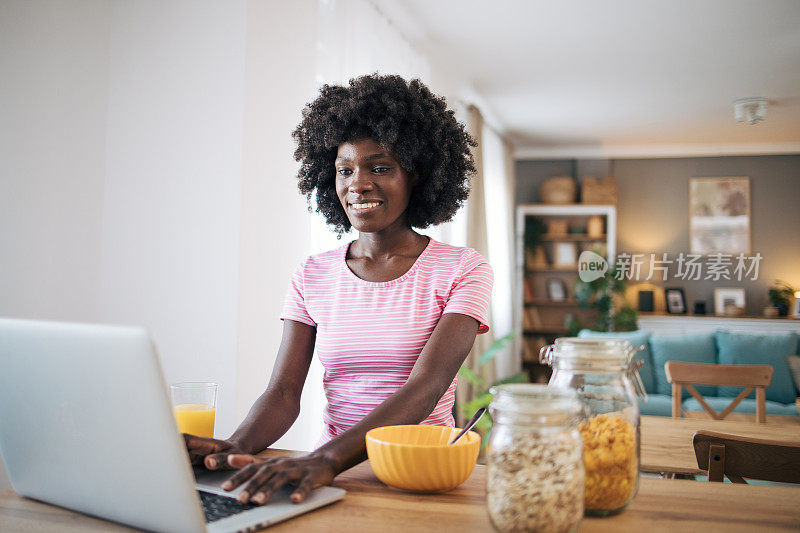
[226,453,262,469]
[204,452,236,470]
[221,461,266,492]
[238,465,282,504]
[290,473,315,503]
[220,455,332,506]
[250,469,291,505]
[184,434,237,468]
[184,434,226,452]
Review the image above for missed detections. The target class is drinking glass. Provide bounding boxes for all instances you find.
[170,382,218,438]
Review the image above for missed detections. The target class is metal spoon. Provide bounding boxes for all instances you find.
[449,407,487,445]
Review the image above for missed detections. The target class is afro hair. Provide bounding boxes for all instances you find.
[292,73,476,236]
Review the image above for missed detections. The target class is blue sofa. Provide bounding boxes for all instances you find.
[577,329,800,417]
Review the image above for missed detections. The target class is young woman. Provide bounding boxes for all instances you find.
[184,74,493,506]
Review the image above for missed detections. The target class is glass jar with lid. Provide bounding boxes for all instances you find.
[539,337,647,516]
[486,384,586,533]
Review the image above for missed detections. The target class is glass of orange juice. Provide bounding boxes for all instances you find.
[170,382,218,438]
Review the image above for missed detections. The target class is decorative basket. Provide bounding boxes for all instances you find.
[540,176,577,204]
[546,219,569,236]
[581,177,617,204]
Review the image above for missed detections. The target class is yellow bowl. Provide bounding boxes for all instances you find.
[365,425,480,493]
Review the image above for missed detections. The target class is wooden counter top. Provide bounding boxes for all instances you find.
[2,447,799,532]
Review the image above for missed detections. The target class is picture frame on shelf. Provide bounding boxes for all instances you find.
[714,287,746,316]
[665,288,687,314]
[793,289,800,319]
[638,290,654,312]
[546,278,567,301]
[553,242,578,267]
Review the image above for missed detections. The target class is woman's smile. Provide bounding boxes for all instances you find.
[348,200,384,215]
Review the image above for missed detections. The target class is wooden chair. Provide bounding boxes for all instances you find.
[693,430,800,484]
[665,361,773,423]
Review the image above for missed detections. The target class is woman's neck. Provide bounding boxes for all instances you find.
[350,228,427,260]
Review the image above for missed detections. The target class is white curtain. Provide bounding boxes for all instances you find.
[481,124,517,378]
[455,106,494,425]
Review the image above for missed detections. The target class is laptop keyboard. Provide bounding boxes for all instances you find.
[198,490,258,523]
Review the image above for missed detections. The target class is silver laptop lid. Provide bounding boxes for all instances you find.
[0,318,206,533]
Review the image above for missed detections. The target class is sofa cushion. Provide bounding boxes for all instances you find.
[715,331,798,405]
[577,329,655,393]
[683,397,799,417]
[639,393,673,417]
[650,333,717,397]
[787,355,800,395]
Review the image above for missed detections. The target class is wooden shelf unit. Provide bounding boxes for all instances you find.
[515,204,617,383]
[540,234,607,241]
[526,267,580,273]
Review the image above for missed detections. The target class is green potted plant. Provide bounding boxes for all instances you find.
[769,280,795,317]
[523,216,547,269]
[573,261,638,332]
[457,329,527,451]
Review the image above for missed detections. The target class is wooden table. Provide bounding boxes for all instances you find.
[682,411,800,425]
[2,450,799,532]
[641,415,800,474]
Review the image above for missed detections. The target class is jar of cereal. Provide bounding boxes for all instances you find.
[540,338,647,516]
[486,384,586,533]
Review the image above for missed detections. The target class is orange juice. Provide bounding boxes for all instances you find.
[174,403,215,438]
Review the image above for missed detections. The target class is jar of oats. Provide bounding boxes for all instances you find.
[486,384,586,533]
[540,337,647,516]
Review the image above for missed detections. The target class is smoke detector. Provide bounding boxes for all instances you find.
[733,97,768,125]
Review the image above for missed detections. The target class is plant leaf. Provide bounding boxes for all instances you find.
[477,329,518,366]
[480,430,491,451]
[491,372,528,387]
[457,366,484,388]
[462,392,494,415]
[474,416,493,433]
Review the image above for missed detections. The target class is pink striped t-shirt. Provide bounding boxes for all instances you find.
[279,237,493,447]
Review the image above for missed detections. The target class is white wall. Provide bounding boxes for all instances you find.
[98,0,246,437]
[0,0,113,492]
[0,0,110,323]
[236,0,321,451]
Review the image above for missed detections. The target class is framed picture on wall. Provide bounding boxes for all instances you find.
[689,177,750,255]
[665,288,687,314]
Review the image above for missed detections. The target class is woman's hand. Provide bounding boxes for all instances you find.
[221,453,337,505]
[182,434,248,470]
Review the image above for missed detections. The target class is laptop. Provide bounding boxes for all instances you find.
[0,318,345,532]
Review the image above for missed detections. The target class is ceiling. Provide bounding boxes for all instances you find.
[373,0,800,157]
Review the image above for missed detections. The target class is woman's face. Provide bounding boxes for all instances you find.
[335,138,417,235]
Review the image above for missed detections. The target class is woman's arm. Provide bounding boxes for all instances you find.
[222,312,480,504]
[185,319,316,468]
